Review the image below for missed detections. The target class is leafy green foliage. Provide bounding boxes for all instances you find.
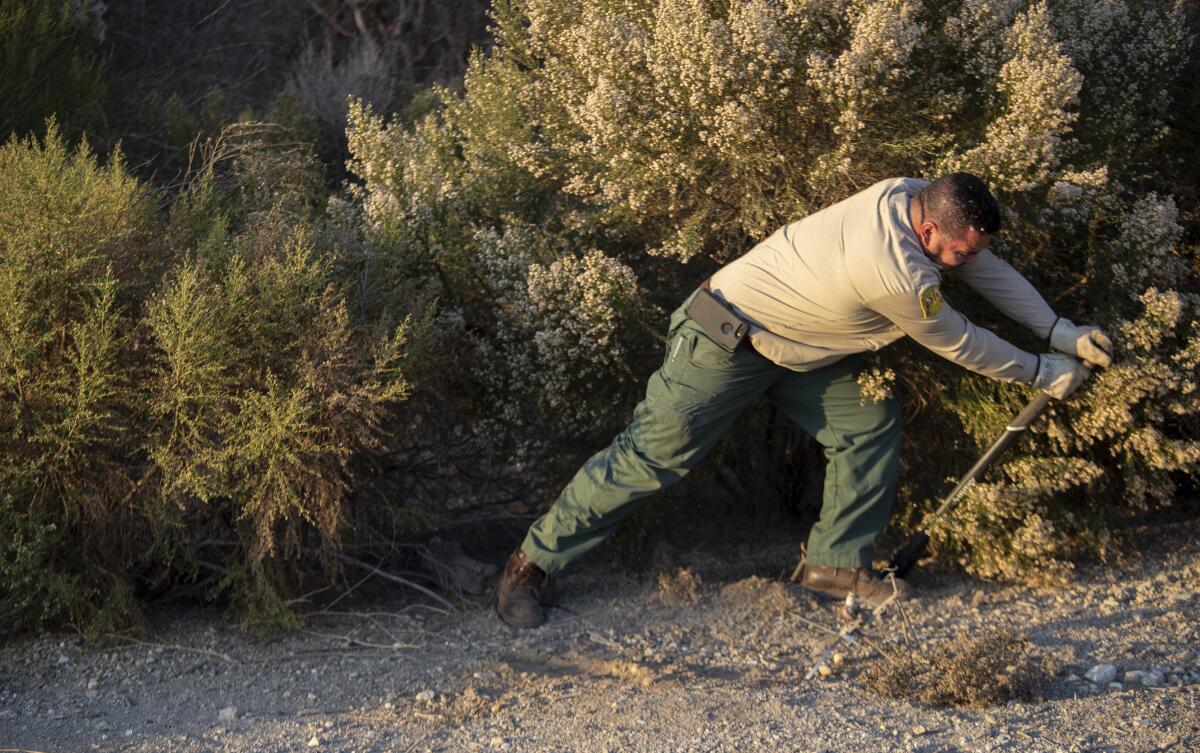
[0,123,431,635]
[0,123,157,633]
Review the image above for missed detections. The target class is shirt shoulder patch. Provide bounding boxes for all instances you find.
[918,285,944,319]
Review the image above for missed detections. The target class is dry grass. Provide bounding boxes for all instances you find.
[865,629,1055,708]
[656,567,702,605]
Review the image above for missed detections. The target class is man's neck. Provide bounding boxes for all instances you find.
[908,194,927,253]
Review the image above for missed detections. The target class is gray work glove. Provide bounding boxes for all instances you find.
[1034,353,1090,400]
[1050,318,1113,368]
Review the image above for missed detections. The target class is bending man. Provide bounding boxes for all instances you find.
[497,173,1112,628]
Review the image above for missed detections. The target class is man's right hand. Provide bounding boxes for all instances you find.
[1034,353,1090,400]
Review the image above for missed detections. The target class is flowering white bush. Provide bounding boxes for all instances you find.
[946,2,1083,191]
[346,0,1197,577]
[466,223,654,446]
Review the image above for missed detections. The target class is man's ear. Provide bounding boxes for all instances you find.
[920,220,937,249]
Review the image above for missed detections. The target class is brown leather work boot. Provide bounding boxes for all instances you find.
[496,550,555,628]
[798,564,913,608]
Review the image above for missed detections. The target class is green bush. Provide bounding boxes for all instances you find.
[144,135,434,626]
[148,207,422,569]
[346,0,1198,579]
[0,123,158,632]
[0,123,433,635]
[0,0,107,140]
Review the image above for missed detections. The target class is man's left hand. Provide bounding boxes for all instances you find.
[1050,318,1113,368]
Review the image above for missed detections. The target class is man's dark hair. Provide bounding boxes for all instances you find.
[917,172,1002,237]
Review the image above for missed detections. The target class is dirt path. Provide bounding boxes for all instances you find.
[3,523,1198,753]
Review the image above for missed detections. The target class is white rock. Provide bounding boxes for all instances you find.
[57,655,69,665]
[307,735,320,747]
[1085,664,1117,684]
[218,705,238,721]
[86,678,98,690]
[415,690,435,703]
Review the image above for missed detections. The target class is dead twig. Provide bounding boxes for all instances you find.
[311,569,377,615]
[806,586,901,680]
[104,634,236,664]
[789,611,842,638]
[324,551,456,611]
[297,627,417,650]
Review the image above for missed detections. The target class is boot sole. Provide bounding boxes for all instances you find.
[496,604,546,629]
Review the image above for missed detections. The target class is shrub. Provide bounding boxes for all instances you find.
[0,0,108,141]
[278,38,400,167]
[0,123,159,633]
[865,629,1053,708]
[147,206,423,570]
[143,136,434,623]
[0,123,434,635]
[347,0,1198,578]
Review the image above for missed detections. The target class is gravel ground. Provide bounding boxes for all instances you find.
[2,520,1198,753]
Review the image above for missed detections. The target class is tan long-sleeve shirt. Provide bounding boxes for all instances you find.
[709,178,1057,382]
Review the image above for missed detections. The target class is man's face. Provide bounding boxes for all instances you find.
[919,224,992,268]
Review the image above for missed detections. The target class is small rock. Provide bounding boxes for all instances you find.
[57,655,69,665]
[817,664,833,677]
[831,653,845,668]
[1124,670,1146,685]
[218,706,238,722]
[1085,664,1117,684]
[1109,682,1124,690]
[306,693,316,701]
[912,725,928,736]
[1066,673,1082,682]
[415,690,435,703]
[307,735,320,747]
[489,737,507,749]
[1143,671,1165,687]
[86,678,98,690]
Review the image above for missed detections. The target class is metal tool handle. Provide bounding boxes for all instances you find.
[887,391,1053,577]
[932,391,1052,517]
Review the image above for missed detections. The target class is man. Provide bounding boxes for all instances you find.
[496,173,1113,628]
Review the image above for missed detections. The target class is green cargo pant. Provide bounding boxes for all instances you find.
[521,294,901,574]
